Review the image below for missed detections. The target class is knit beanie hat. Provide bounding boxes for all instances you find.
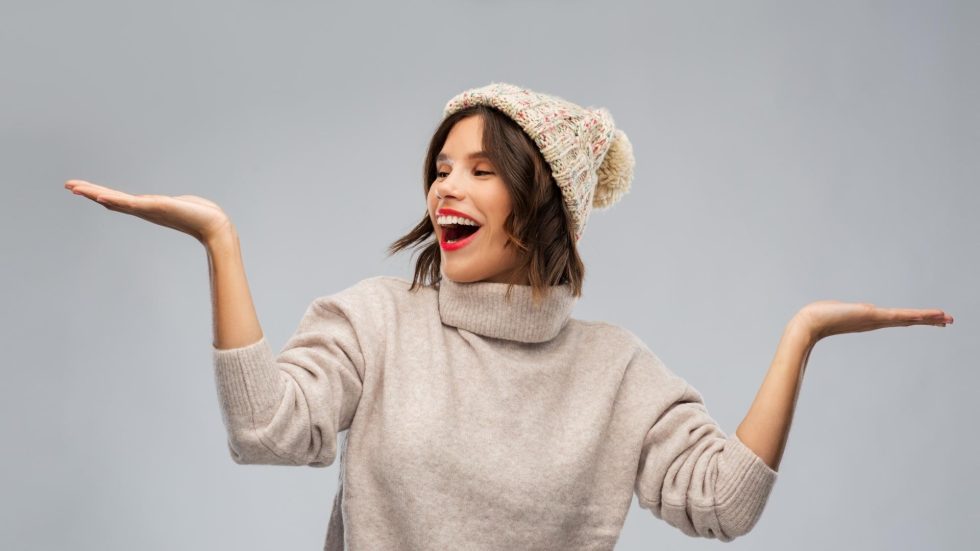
[442,82,635,242]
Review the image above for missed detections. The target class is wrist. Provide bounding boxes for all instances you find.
[787,312,820,347]
[203,224,239,252]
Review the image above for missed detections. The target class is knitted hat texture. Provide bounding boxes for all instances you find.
[442,82,635,241]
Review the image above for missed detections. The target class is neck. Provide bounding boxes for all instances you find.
[481,266,531,286]
[437,276,577,343]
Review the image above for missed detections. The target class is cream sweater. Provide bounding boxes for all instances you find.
[211,275,778,550]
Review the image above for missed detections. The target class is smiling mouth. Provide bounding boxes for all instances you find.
[442,224,481,243]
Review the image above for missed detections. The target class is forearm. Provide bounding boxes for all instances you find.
[205,227,265,349]
[735,316,816,471]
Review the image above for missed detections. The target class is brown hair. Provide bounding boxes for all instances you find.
[385,104,585,305]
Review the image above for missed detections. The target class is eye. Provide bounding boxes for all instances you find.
[434,168,494,179]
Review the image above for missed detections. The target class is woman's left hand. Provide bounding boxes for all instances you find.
[794,300,954,343]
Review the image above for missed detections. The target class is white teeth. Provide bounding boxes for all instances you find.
[436,215,480,226]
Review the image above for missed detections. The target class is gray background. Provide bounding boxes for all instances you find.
[2,0,977,549]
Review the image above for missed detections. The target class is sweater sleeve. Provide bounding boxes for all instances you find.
[210,280,378,468]
[632,354,778,541]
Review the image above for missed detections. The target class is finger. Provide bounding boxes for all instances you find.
[66,180,91,193]
[66,180,117,193]
[73,185,136,203]
[65,180,123,195]
[65,179,92,190]
[67,182,110,197]
[94,195,125,209]
[930,310,954,324]
[95,195,176,229]
[902,308,952,324]
[95,193,159,211]
[881,307,953,326]
[96,198,125,212]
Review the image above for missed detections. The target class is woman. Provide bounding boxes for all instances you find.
[64,82,953,550]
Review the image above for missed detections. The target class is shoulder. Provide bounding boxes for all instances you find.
[300,276,428,350]
[568,318,650,356]
[315,274,420,298]
[570,318,680,383]
[311,274,435,318]
[359,275,437,304]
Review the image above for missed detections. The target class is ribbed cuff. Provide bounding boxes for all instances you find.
[212,336,284,418]
[714,433,779,535]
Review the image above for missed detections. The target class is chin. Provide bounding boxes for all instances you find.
[440,262,496,284]
[440,267,479,283]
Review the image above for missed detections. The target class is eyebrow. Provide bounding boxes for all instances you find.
[435,151,491,163]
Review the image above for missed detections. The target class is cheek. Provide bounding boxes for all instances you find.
[490,195,512,230]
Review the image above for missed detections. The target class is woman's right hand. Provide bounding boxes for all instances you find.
[64,179,233,245]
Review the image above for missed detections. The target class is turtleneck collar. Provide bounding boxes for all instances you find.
[437,276,577,343]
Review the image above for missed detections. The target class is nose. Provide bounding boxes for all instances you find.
[432,170,465,201]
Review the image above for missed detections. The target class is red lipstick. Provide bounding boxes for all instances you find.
[436,208,482,252]
[440,225,480,251]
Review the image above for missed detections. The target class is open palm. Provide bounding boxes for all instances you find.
[65,179,231,244]
[797,299,954,342]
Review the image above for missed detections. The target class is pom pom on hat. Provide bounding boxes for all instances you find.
[442,82,635,242]
[594,127,635,209]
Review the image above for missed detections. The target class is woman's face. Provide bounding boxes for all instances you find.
[427,114,526,284]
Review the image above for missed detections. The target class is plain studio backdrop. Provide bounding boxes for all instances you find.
[2,1,977,549]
